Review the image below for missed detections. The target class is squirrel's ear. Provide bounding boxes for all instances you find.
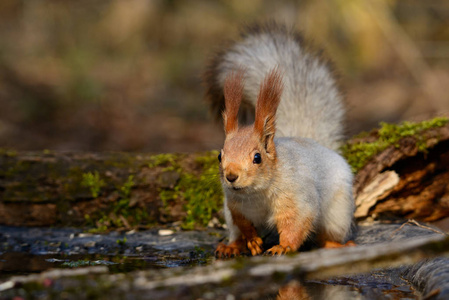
[254,68,283,153]
[223,70,245,135]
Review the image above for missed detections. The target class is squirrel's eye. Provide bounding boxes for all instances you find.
[253,153,262,164]
[218,153,222,163]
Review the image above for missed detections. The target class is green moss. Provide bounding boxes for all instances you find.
[1,149,221,229]
[0,148,17,157]
[87,174,152,232]
[116,237,127,245]
[156,150,223,230]
[342,117,449,172]
[88,224,108,233]
[159,189,179,215]
[148,153,179,168]
[102,152,141,169]
[181,151,222,229]
[81,171,105,198]
[113,175,135,216]
[120,175,134,198]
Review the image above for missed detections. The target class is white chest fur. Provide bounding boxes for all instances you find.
[228,190,273,228]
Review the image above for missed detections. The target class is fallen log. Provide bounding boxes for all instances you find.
[0,150,222,229]
[344,118,449,222]
[1,117,448,228]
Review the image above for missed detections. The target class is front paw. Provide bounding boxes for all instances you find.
[266,245,292,256]
[246,237,263,256]
[215,242,243,258]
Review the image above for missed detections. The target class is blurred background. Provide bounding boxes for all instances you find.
[0,0,448,153]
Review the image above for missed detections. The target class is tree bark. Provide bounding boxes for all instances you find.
[352,122,449,222]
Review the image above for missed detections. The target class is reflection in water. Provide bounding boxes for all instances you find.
[0,253,418,299]
[0,251,208,280]
[276,277,417,300]
[276,281,358,300]
[277,281,311,299]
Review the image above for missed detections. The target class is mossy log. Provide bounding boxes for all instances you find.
[1,118,449,228]
[348,119,449,221]
[0,150,222,229]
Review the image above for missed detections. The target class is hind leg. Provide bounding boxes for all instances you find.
[322,240,356,249]
[266,194,316,255]
[319,185,355,248]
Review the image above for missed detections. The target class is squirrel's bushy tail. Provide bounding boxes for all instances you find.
[204,22,345,151]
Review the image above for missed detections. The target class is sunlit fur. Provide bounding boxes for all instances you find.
[205,22,345,151]
[254,67,283,140]
[211,22,355,256]
[221,134,354,248]
[223,70,245,134]
[220,126,277,192]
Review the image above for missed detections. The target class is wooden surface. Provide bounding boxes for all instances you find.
[353,123,449,221]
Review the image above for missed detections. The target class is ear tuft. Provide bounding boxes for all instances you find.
[223,70,245,134]
[254,68,284,138]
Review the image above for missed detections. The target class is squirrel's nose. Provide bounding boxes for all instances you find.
[226,173,238,183]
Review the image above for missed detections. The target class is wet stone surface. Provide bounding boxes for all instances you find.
[0,226,221,278]
[0,226,222,255]
[0,223,447,299]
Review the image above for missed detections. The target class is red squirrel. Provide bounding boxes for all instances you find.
[205,23,355,257]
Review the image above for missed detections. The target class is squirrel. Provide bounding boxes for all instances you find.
[204,23,355,257]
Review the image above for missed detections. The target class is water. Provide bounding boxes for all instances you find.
[0,226,420,299]
[0,251,212,278]
[0,252,418,299]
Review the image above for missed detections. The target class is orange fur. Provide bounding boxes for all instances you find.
[229,205,264,256]
[322,240,356,249]
[218,69,288,257]
[215,202,264,258]
[268,196,313,255]
[254,68,283,153]
[215,236,246,258]
[223,70,245,134]
[277,281,310,300]
[212,25,355,259]
[221,126,272,188]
